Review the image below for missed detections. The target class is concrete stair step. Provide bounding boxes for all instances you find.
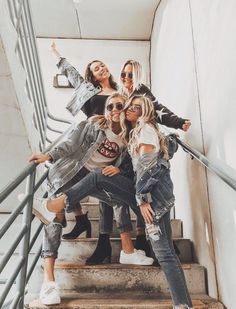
[64,218,183,239]
[51,263,206,295]
[58,238,193,263]
[25,292,224,309]
[0,213,183,245]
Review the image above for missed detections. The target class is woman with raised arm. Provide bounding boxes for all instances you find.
[126,94,193,309]
[91,59,191,264]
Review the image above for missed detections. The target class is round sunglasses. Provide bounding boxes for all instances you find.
[128,105,142,112]
[106,102,124,112]
[121,72,133,79]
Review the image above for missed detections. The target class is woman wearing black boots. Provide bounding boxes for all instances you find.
[88,59,190,263]
[51,43,188,262]
[30,92,154,306]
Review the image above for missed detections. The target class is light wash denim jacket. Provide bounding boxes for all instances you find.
[57,58,101,116]
[47,120,129,197]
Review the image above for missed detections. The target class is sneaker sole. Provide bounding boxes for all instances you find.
[119,260,154,266]
[41,298,61,305]
[32,208,51,225]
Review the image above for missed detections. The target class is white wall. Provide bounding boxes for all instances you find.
[36,38,150,140]
[151,0,236,307]
[0,0,40,211]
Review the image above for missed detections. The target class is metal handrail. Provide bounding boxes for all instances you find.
[7,0,72,153]
[176,137,236,191]
[0,121,73,308]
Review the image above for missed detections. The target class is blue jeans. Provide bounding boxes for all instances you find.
[64,169,145,231]
[147,211,192,308]
[42,168,144,258]
[99,202,114,234]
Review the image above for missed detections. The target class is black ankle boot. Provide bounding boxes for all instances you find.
[62,212,91,239]
[135,235,151,257]
[86,233,112,265]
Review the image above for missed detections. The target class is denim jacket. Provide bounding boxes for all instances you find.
[57,58,101,116]
[135,133,178,209]
[47,120,130,197]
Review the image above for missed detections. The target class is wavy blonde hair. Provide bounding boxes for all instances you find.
[119,60,142,96]
[127,95,169,159]
[89,92,128,142]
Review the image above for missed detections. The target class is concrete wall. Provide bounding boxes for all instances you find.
[150,0,236,307]
[36,38,150,140]
[0,0,44,211]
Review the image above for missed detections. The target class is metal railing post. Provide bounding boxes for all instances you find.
[15,171,36,309]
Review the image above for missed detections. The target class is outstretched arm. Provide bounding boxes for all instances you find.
[50,42,61,59]
[51,42,84,88]
[140,85,191,131]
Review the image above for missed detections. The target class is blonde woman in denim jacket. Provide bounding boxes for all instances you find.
[51,44,191,262]
[126,95,193,309]
[29,93,154,305]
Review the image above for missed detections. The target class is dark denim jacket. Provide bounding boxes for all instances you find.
[135,134,178,210]
[136,154,174,205]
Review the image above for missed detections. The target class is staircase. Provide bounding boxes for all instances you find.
[25,199,223,309]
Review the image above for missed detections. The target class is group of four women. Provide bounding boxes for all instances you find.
[29,42,193,308]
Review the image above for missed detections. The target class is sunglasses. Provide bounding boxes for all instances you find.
[128,105,142,112]
[121,72,133,79]
[106,102,124,112]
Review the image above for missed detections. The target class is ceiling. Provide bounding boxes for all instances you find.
[30,0,161,40]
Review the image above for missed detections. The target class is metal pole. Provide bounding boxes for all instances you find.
[15,171,36,309]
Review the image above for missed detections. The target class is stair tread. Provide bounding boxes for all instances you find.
[26,293,223,309]
[66,217,182,222]
[54,262,199,270]
[61,237,189,242]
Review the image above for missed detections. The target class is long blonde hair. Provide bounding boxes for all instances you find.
[90,92,128,142]
[127,95,169,159]
[119,60,142,96]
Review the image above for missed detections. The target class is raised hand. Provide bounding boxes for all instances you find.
[182,120,191,131]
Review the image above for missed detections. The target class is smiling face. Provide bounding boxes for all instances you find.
[125,97,142,123]
[106,96,125,123]
[120,63,133,91]
[90,61,110,82]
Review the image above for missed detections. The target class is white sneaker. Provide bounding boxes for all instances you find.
[119,250,154,265]
[18,194,54,225]
[39,281,61,305]
[134,249,146,256]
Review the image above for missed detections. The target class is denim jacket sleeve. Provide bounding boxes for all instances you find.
[57,57,84,88]
[48,120,88,162]
[135,152,170,206]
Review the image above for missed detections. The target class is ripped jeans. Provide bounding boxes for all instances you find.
[147,211,193,308]
[42,168,144,259]
[64,169,144,231]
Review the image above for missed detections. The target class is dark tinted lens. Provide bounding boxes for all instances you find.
[121,72,133,79]
[106,104,113,111]
[116,103,124,110]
